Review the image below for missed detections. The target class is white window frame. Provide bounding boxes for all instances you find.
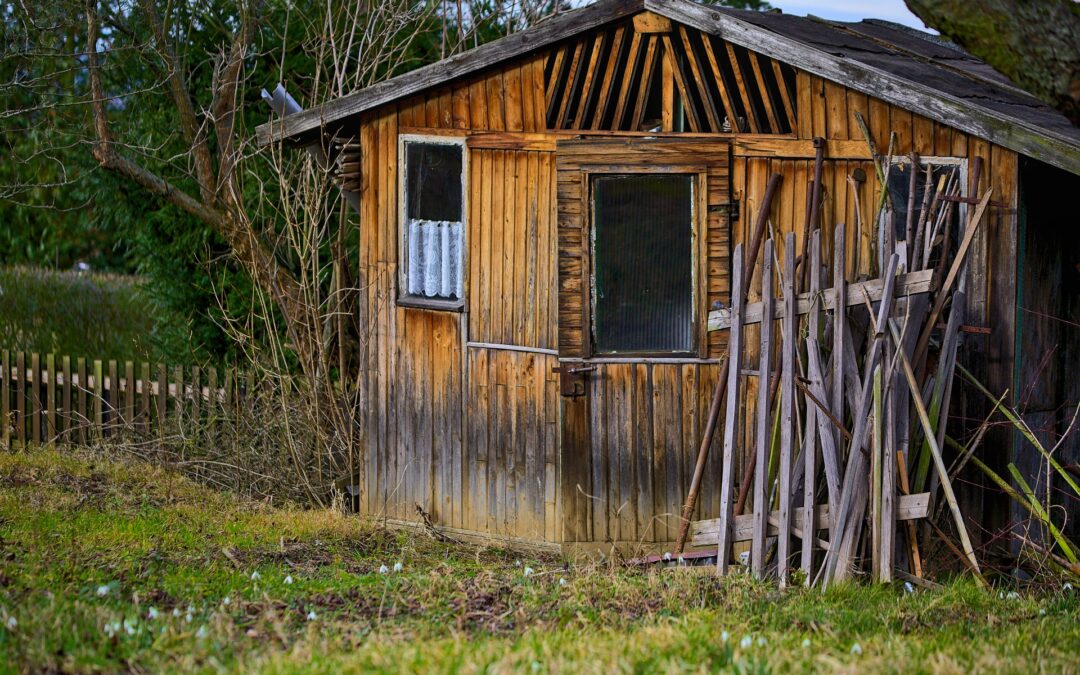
[397,133,468,311]
[884,155,968,271]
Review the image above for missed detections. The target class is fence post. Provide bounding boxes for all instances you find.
[93,360,103,440]
[139,362,150,433]
[2,350,9,449]
[173,365,184,441]
[46,354,56,444]
[156,363,166,433]
[15,353,25,448]
[77,358,87,444]
[107,360,118,437]
[207,366,218,437]
[62,356,72,444]
[122,361,133,433]
[31,353,41,447]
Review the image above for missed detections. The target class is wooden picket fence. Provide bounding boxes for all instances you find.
[1,350,253,449]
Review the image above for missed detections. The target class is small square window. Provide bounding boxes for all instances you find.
[400,136,465,303]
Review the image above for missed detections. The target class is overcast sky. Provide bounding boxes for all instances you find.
[768,1,930,30]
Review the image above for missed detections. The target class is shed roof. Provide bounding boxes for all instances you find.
[256,0,1080,175]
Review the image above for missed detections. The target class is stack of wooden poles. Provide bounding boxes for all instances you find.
[678,130,994,587]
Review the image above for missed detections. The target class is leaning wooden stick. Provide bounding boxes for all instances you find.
[887,318,980,575]
[675,173,782,554]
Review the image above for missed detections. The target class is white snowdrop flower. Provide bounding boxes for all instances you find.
[721,631,730,643]
[740,635,752,649]
[558,577,567,586]
[514,560,522,567]
[523,567,535,577]
[1063,582,1073,592]
[1039,608,1047,616]
[378,564,389,575]
[222,597,231,606]
[850,643,863,656]
[393,562,403,573]
[172,608,181,618]
[184,613,192,623]
[306,610,317,621]
[96,585,110,597]
[103,622,116,638]
[6,616,17,629]
[284,575,293,585]
[757,636,767,647]
[677,555,685,566]
[801,638,811,649]
[197,625,208,639]
[1005,591,1019,601]
[123,618,136,636]
[663,552,672,562]
[904,582,914,594]
[187,605,195,613]
[250,571,261,581]
[147,607,159,620]
[531,660,541,672]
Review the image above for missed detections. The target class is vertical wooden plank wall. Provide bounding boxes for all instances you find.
[356,55,561,543]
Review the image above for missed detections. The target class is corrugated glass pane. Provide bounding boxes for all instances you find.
[592,174,693,353]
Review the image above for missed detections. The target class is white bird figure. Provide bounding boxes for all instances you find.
[284,575,294,585]
[378,564,389,574]
[393,562,403,572]
[850,643,863,656]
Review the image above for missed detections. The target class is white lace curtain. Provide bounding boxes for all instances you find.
[406,218,464,299]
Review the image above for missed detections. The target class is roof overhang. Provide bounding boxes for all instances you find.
[255,0,1080,175]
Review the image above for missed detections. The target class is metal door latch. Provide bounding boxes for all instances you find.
[552,364,596,397]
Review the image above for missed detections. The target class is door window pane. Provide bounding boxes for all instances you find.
[592,174,694,353]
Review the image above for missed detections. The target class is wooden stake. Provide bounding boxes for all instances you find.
[716,244,745,574]
[752,240,775,579]
[778,232,797,586]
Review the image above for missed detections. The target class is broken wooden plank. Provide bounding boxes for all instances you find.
[708,269,934,331]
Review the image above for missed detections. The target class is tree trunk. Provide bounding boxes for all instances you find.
[905,0,1080,126]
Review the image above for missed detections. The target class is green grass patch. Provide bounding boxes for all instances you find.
[0,265,184,362]
[0,447,1076,673]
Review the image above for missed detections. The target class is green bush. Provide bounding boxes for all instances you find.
[0,266,188,363]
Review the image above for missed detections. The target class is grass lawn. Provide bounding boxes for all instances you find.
[0,448,1076,673]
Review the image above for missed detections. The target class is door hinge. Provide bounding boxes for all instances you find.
[552,365,596,397]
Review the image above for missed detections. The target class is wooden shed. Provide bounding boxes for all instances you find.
[258,0,1080,554]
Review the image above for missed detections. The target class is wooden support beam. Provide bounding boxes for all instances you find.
[633,10,672,33]
[708,268,934,331]
[699,35,739,132]
[690,493,931,546]
[590,26,626,129]
[678,26,721,132]
[611,31,644,129]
